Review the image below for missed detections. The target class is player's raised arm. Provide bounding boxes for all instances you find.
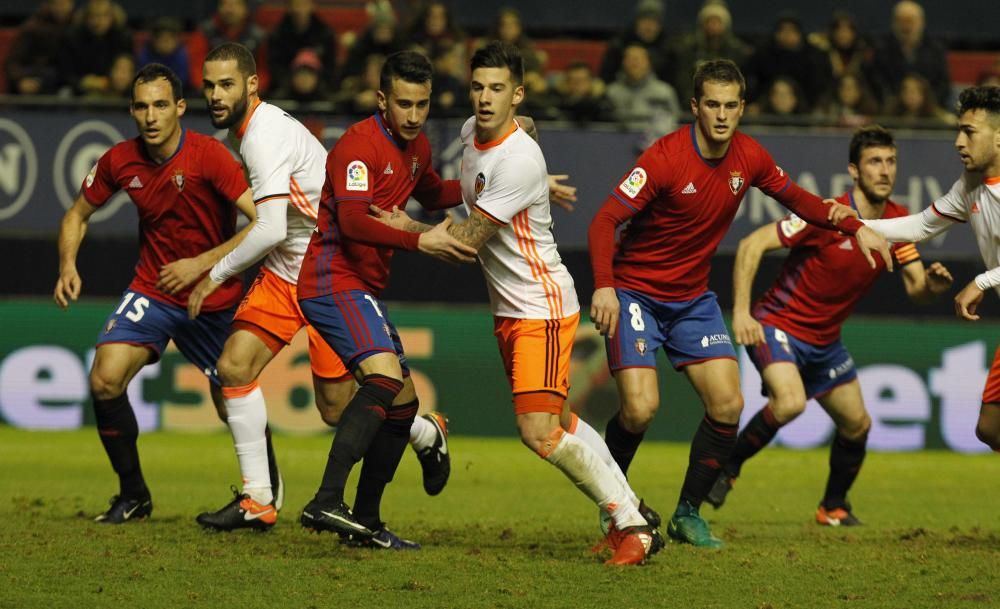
[54,194,100,309]
[732,223,784,346]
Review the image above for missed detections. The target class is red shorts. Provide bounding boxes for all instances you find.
[234,267,350,380]
[494,313,579,415]
[983,345,1000,404]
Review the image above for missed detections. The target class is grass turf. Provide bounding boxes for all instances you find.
[1,426,997,609]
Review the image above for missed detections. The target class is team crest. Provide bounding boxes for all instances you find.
[410,155,420,181]
[172,169,185,192]
[728,171,744,195]
[475,172,486,196]
[634,338,647,355]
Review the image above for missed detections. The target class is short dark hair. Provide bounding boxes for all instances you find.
[131,63,183,101]
[379,50,433,95]
[692,59,746,100]
[958,86,1000,118]
[849,124,895,165]
[470,41,524,86]
[205,42,257,78]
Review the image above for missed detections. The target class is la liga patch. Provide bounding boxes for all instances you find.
[780,214,807,238]
[618,167,647,199]
[346,160,368,191]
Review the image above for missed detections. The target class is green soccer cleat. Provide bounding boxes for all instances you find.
[667,501,723,549]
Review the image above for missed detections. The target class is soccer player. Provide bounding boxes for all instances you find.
[704,125,953,526]
[372,41,660,565]
[588,59,892,548]
[53,63,255,523]
[861,86,1000,452]
[187,43,453,531]
[296,50,477,549]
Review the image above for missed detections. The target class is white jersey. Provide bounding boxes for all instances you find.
[225,100,325,284]
[459,117,579,320]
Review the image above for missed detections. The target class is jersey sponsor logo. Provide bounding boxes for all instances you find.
[700,333,732,348]
[410,155,420,181]
[384,162,393,175]
[346,160,368,191]
[172,169,184,192]
[634,337,647,355]
[839,239,854,250]
[780,214,807,238]
[681,182,697,194]
[828,356,855,379]
[728,171,744,195]
[474,172,486,196]
[618,167,647,198]
[127,175,143,189]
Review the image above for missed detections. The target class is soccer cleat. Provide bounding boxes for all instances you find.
[816,504,863,527]
[196,487,277,531]
[605,525,659,566]
[416,412,451,496]
[667,501,723,549]
[94,494,153,524]
[272,469,284,512]
[594,520,665,556]
[706,471,737,509]
[599,498,662,536]
[300,499,373,538]
[343,526,421,550]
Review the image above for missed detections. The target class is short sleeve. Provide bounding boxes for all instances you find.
[330,135,378,204]
[607,145,670,214]
[80,149,118,206]
[242,127,295,204]
[203,139,249,202]
[931,176,972,223]
[473,154,545,225]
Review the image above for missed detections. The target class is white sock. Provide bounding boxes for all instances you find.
[223,382,272,505]
[568,414,640,508]
[409,413,436,450]
[541,429,645,530]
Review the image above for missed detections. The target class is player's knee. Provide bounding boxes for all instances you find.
[770,392,807,423]
[840,412,871,440]
[706,392,744,424]
[516,417,555,454]
[618,392,659,431]
[217,354,256,387]
[89,367,126,401]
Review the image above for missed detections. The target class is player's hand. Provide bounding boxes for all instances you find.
[369,205,414,231]
[548,174,577,212]
[954,280,984,321]
[157,257,205,295]
[54,267,82,309]
[516,115,538,141]
[925,261,954,295]
[417,215,478,264]
[732,310,765,346]
[590,287,620,339]
[824,199,858,225]
[855,226,893,271]
[187,274,222,319]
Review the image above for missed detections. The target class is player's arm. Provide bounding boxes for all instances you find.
[732,223,784,346]
[159,187,257,295]
[897,241,953,305]
[863,206,956,243]
[588,193,640,339]
[514,116,578,211]
[54,194,100,309]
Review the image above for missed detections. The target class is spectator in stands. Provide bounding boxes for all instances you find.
[338,53,384,116]
[267,0,338,94]
[605,44,680,133]
[138,18,192,94]
[483,7,554,119]
[6,0,75,95]
[884,72,957,128]
[748,76,808,118]
[430,41,468,118]
[58,0,133,96]
[98,52,136,100]
[553,61,613,125]
[668,0,751,102]
[271,48,331,105]
[199,0,266,54]
[745,13,831,109]
[407,1,465,62]
[871,1,950,107]
[816,73,879,128]
[599,0,671,85]
[809,12,873,82]
[340,4,404,83]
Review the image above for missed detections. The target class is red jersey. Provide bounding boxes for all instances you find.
[298,114,461,298]
[82,129,248,310]
[753,192,920,345]
[589,124,863,301]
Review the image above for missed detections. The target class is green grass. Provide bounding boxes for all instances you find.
[1,427,998,609]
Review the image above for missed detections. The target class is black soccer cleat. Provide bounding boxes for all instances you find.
[300,499,373,538]
[706,471,737,509]
[196,487,277,531]
[816,503,863,527]
[416,412,451,496]
[95,494,153,524]
[638,498,662,529]
[343,525,421,550]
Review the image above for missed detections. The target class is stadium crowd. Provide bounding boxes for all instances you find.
[4,0,996,130]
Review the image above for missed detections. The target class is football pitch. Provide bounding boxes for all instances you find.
[1,427,997,609]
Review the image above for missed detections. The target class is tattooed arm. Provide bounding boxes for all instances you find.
[370,205,501,251]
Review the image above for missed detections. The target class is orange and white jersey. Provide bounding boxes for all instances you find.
[228,100,324,283]
[459,117,579,319]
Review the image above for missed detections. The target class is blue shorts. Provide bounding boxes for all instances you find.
[745,324,857,399]
[605,289,736,371]
[97,289,234,385]
[299,291,410,375]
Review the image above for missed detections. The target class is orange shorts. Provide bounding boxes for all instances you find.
[983,345,1000,404]
[233,267,350,380]
[494,312,579,415]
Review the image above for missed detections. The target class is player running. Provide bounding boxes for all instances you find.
[705,125,952,525]
[54,64,255,523]
[588,59,892,548]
